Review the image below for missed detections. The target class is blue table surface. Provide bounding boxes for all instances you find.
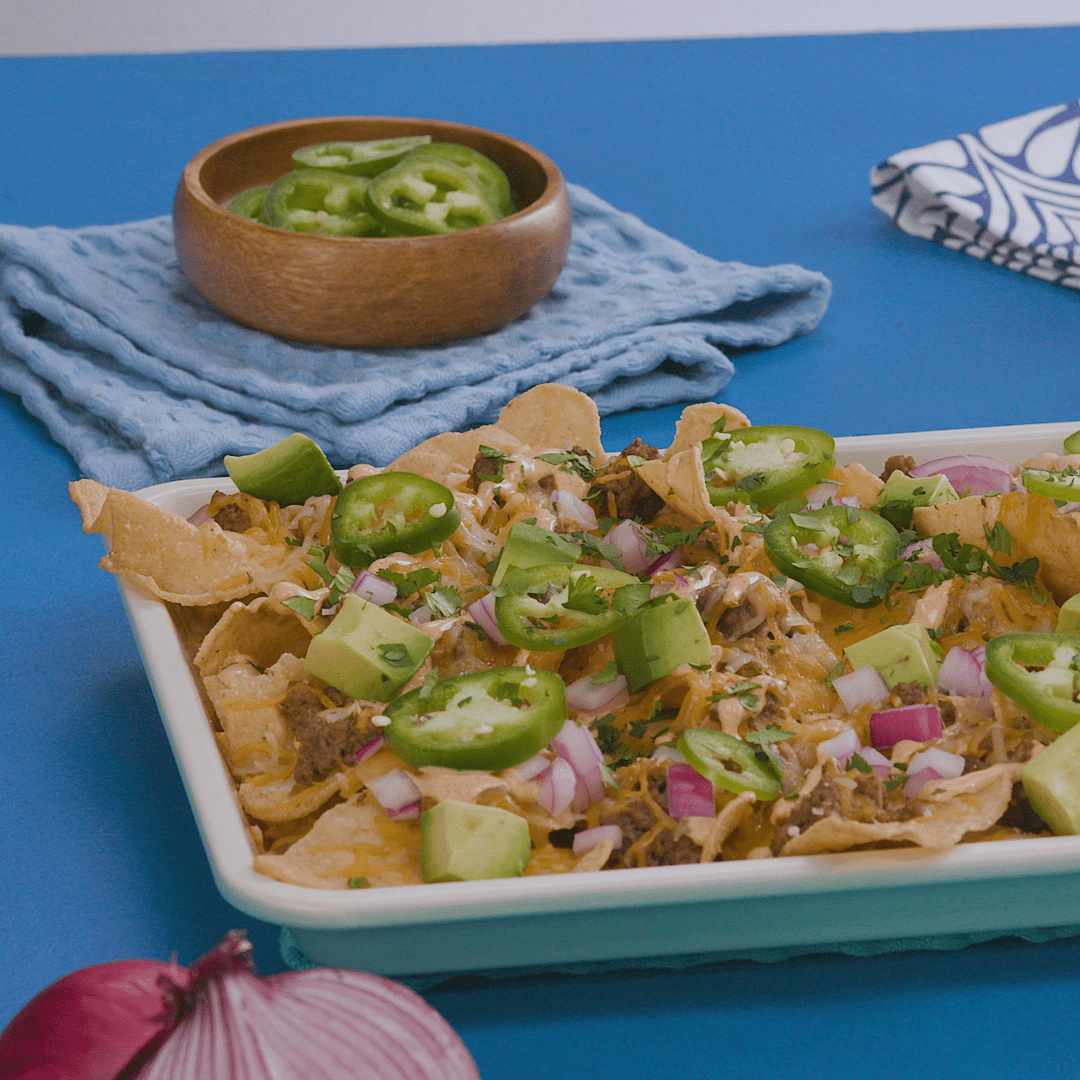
[4,26,1080,1078]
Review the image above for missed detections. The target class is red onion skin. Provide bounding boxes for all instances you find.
[0,959,188,1080]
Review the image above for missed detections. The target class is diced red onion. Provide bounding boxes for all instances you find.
[903,766,943,799]
[901,537,945,570]
[907,746,965,781]
[465,592,509,647]
[409,604,433,625]
[646,548,682,575]
[938,646,986,698]
[350,569,397,606]
[836,495,860,508]
[551,720,604,775]
[572,824,623,857]
[537,757,577,815]
[1062,502,1080,514]
[564,671,630,713]
[354,736,385,763]
[805,482,840,510]
[0,932,479,1080]
[833,665,889,712]
[187,503,210,527]
[651,744,687,764]
[859,746,893,775]
[909,454,1012,496]
[667,762,716,818]
[513,752,553,781]
[869,703,944,748]
[386,800,420,820]
[818,726,860,767]
[551,490,598,530]
[365,769,422,814]
[604,519,651,574]
[579,764,606,803]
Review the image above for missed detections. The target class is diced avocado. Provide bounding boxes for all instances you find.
[224,433,342,506]
[844,622,941,688]
[1022,723,1080,834]
[304,593,433,701]
[612,596,712,693]
[489,521,579,587]
[421,800,531,882]
[1058,593,1080,634]
[876,471,958,530]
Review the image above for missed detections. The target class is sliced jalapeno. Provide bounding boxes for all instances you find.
[383,666,566,770]
[677,728,781,801]
[701,424,835,508]
[406,143,514,216]
[264,169,382,237]
[331,472,461,567]
[763,505,901,608]
[291,136,433,177]
[366,157,502,236]
[1022,467,1080,501]
[985,633,1080,733]
[494,564,650,652]
[226,185,270,223]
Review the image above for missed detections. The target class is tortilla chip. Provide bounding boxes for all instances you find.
[778,764,1021,856]
[253,796,423,888]
[496,383,605,459]
[996,491,1080,605]
[666,402,751,456]
[194,595,317,678]
[389,427,532,485]
[829,464,884,508]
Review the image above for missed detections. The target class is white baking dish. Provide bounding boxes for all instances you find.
[118,421,1080,975]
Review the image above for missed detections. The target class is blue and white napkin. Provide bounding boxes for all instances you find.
[0,185,830,491]
[872,99,1080,288]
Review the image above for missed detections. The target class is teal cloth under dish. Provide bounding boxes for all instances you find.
[279,924,1080,991]
[0,185,830,490]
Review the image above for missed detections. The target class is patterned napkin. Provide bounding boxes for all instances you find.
[0,185,830,490]
[871,99,1080,288]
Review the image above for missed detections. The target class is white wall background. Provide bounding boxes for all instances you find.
[4,0,1080,57]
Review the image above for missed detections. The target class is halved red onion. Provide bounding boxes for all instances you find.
[604,519,651,574]
[645,548,682,575]
[667,762,715,818]
[903,766,943,799]
[465,593,509,647]
[386,800,420,820]
[409,604,433,625]
[937,646,986,698]
[551,490,598,530]
[572,824,623,857]
[869,703,944,748]
[901,537,945,570]
[565,671,629,713]
[354,736,385,763]
[551,720,604,775]
[818,726,860,766]
[537,758,577,815]
[350,570,397,606]
[859,746,892,775]
[187,503,210,527]
[907,746,965,781]
[909,454,1012,496]
[513,752,552,781]
[365,769,422,814]
[833,665,889,712]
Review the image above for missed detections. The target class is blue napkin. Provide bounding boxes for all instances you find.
[872,99,1080,288]
[0,185,830,490]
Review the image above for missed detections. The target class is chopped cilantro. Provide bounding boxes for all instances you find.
[834,622,855,635]
[536,450,596,482]
[591,661,620,685]
[283,595,318,621]
[426,584,462,618]
[347,876,371,889]
[378,643,414,668]
[847,753,871,774]
[564,572,609,615]
[377,567,440,597]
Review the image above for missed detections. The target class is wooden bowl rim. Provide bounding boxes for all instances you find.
[180,115,567,246]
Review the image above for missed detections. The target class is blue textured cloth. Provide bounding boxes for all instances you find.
[0,185,830,490]
[279,924,1080,991]
[872,99,1080,288]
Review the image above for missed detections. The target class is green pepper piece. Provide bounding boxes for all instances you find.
[494,564,650,652]
[291,136,433,177]
[1064,429,1080,455]
[264,169,382,237]
[331,472,461,567]
[763,505,901,609]
[366,157,502,236]
[226,185,270,223]
[405,143,514,216]
[383,666,566,770]
[1021,467,1080,501]
[677,728,780,801]
[985,633,1080,733]
[702,425,835,508]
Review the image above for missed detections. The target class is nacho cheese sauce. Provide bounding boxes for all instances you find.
[70,387,1080,889]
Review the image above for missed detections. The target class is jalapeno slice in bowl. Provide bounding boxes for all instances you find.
[406,143,514,216]
[291,136,433,176]
[264,169,382,237]
[383,667,567,770]
[331,471,461,567]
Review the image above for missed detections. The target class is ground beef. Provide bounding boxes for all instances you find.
[278,683,375,787]
[590,439,665,521]
[466,449,506,491]
[538,474,556,494]
[891,682,956,724]
[644,830,704,865]
[716,598,762,640]
[998,782,1050,834]
[212,501,251,533]
[880,455,916,482]
[772,776,841,853]
[601,798,656,866]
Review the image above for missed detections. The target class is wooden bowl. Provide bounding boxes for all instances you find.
[173,116,572,348]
